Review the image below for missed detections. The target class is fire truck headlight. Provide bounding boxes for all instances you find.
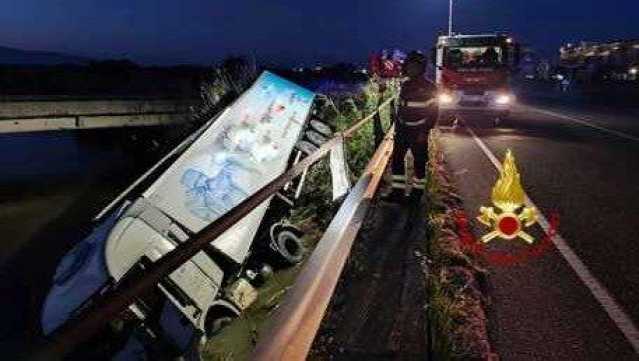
[495,94,511,105]
[438,93,453,104]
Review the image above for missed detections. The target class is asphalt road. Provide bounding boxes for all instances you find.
[438,99,639,360]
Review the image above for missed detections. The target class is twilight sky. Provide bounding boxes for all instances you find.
[0,0,637,65]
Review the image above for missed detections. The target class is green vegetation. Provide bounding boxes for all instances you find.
[425,132,493,361]
[202,80,395,360]
[292,81,394,227]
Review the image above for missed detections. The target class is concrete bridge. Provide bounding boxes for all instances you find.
[0,97,196,133]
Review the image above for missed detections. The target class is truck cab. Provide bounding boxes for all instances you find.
[434,33,520,125]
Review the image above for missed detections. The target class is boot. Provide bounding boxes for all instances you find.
[384,175,408,202]
[410,176,427,201]
[383,188,406,203]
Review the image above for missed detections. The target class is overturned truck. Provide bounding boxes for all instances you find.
[41,72,338,359]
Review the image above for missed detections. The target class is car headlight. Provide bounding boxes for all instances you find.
[438,93,453,104]
[495,94,511,105]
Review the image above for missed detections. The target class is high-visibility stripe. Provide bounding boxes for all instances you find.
[404,118,427,126]
[391,182,407,189]
[412,178,426,190]
[412,183,426,190]
[392,175,406,181]
[406,101,429,107]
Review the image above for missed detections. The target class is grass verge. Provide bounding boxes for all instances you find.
[424,129,497,361]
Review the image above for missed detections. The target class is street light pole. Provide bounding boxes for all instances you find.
[448,0,453,36]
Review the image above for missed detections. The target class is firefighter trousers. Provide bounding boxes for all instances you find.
[391,124,430,191]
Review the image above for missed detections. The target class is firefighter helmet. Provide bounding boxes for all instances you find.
[403,50,426,78]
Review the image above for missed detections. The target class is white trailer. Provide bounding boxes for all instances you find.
[41,72,336,359]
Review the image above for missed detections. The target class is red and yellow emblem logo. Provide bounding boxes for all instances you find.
[477,150,538,244]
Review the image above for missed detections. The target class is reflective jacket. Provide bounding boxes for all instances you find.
[396,77,438,128]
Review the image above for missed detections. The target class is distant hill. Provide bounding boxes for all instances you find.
[0,46,89,65]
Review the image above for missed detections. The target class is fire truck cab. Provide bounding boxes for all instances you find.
[434,33,519,125]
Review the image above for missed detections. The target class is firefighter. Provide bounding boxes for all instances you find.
[387,50,439,201]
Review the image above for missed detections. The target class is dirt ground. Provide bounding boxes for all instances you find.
[310,197,431,361]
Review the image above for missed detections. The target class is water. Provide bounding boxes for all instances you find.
[0,131,129,188]
[0,129,159,356]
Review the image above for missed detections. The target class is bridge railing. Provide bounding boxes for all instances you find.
[0,98,195,134]
[30,93,398,361]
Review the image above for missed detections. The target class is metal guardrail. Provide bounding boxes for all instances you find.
[252,128,394,361]
[29,94,397,361]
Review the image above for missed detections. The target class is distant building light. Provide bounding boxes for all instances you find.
[630,67,638,75]
[506,38,513,44]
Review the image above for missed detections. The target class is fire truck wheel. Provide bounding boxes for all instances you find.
[271,229,305,266]
[494,116,508,126]
[440,115,458,127]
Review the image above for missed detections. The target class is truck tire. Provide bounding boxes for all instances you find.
[305,130,328,147]
[206,316,233,337]
[270,228,305,266]
[295,140,318,155]
[204,307,238,338]
[310,119,333,137]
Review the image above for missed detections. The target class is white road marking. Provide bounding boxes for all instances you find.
[524,105,639,143]
[463,123,639,354]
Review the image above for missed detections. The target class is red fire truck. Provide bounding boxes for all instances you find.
[434,33,520,125]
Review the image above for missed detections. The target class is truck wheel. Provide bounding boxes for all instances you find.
[310,120,333,137]
[295,140,318,155]
[204,308,237,338]
[305,130,328,147]
[206,316,233,337]
[270,228,305,266]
